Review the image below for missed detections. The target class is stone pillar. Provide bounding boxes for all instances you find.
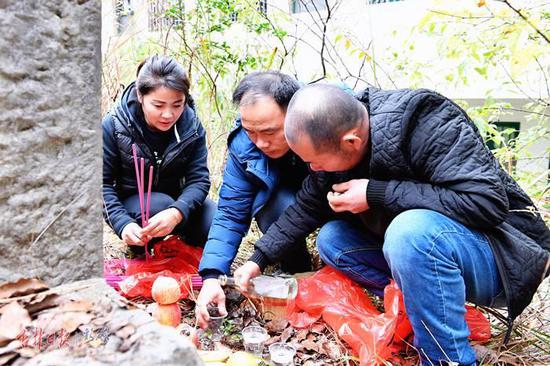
[0,0,102,285]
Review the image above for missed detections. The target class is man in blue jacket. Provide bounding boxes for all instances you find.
[195,71,313,327]
[234,84,550,365]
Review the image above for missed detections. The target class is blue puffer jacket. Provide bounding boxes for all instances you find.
[198,119,279,275]
[198,82,354,276]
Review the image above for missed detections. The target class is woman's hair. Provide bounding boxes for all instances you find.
[136,55,194,107]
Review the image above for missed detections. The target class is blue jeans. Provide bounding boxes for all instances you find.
[255,187,312,273]
[316,209,504,366]
[123,193,216,247]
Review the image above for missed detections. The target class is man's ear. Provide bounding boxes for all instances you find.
[341,130,364,152]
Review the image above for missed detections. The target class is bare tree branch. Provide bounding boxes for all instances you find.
[499,0,550,44]
[534,56,550,99]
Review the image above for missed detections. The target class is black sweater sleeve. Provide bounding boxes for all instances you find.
[249,174,333,270]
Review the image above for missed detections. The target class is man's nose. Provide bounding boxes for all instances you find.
[256,137,269,149]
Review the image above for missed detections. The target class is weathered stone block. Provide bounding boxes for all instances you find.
[0,0,102,285]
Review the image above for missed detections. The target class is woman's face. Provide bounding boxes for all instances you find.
[139,86,186,132]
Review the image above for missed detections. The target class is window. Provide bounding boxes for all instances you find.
[486,121,520,172]
[486,122,520,150]
[290,0,328,14]
[115,0,134,35]
[231,1,267,22]
[148,0,184,32]
[258,0,268,15]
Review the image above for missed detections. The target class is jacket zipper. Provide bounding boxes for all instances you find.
[154,130,200,186]
[118,116,159,173]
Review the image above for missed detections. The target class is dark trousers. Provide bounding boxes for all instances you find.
[255,187,312,273]
[123,192,216,250]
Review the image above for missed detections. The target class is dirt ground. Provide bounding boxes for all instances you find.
[102,223,550,365]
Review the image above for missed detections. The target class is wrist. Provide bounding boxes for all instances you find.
[248,250,269,271]
[170,207,183,223]
[203,278,221,285]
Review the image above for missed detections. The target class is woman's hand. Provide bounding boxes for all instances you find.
[121,222,147,246]
[142,208,183,238]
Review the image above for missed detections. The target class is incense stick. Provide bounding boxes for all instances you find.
[140,157,145,228]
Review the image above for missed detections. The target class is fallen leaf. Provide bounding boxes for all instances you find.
[106,317,129,332]
[265,319,288,333]
[264,335,280,346]
[118,337,133,353]
[280,326,294,342]
[58,300,94,313]
[15,347,39,358]
[0,340,22,356]
[115,324,136,339]
[294,328,309,342]
[317,338,328,356]
[472,344,521,365]
[92,317,109,327]
[24,294,60,315]
[290,341,304,352]
[0,279,48,300]
[306,332,316,341]
[301,339,319,353]
[0,302,32,343]
[322,341,342,360]
[296,351,313,362]
[304,360,325,366]
[310,323,326,334]
[0,353,16,366]
[36,310,94,335]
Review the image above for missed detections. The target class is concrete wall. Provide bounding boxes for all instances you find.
[0,0,103,285]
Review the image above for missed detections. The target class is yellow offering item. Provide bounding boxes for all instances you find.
[198,350,231,363]
[226,351,260,366]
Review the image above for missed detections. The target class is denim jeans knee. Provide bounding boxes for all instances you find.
[383,209,502,366]
[316,219,390,296]
[315,220,343,266]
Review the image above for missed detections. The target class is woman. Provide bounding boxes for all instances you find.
[103,55,215,254]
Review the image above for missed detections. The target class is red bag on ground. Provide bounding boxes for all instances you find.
[287,266,491,365]
[287,267,412,365]
[104,236,202,300]
[465,305,491,342]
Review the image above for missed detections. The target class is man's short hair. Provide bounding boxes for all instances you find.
[232,71,300,110]
[285,84,365,151]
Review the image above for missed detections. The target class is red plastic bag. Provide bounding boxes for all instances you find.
[287,267,412,365]
[287,267,491,365]
[465,305,491,342]
[104,236,202,300]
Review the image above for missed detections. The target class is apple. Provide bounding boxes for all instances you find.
[152,276,181,304]
[152,303,182,327]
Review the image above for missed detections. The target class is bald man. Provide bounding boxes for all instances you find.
[234,84,550,366]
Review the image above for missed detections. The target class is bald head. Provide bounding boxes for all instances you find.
[285,84,367,152]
